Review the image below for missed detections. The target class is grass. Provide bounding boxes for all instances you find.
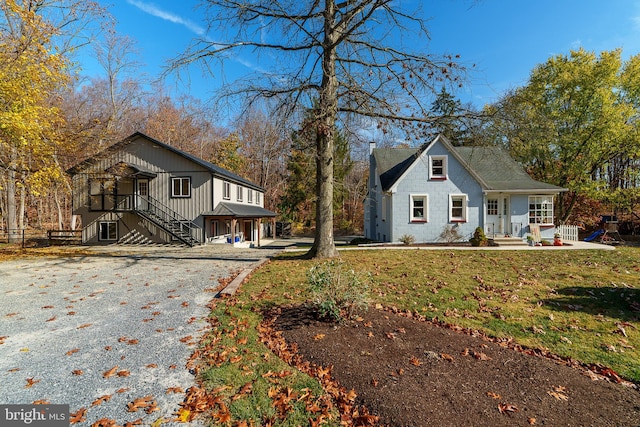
[191,246,640,425]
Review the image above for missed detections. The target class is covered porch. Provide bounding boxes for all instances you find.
[203,202,277,248]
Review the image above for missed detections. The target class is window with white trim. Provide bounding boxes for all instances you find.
[99,221,117,241]
[256,192,261,205]
[410,194,428,222]
[223,181,231,200]
[237,185,243,202]
[429,155,447,179]
[247,189,253,203]
[529,195,554,224]
[171,177,191,198]
[449,194,467,222]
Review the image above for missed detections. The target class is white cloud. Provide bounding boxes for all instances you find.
[125,0,205,36]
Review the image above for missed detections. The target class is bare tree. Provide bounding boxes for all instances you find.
[171,0,465,258]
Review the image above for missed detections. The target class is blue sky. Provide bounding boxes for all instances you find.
[83,0,640,109]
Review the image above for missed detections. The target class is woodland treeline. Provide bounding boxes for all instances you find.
[2,0,640,242]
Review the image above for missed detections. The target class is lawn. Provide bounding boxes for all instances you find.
[193,246,640,425]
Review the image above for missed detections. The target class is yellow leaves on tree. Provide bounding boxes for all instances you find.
[1,0,72,234]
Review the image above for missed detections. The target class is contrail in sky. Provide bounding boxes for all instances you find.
[125,0,205,36]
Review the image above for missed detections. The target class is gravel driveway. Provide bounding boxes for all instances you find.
[0,245,280,426]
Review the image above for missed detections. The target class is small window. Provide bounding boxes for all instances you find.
[410,194,428,222]
[450,194,467,222]
[487,199,498,216]
[430,155,447,179]
[171,177,191,198]
[529,195,554,225]
[256,192,261,205]
[247,189,253,203]
[99,221,117,241]
[223,181,231,200]
[237,186,243,202]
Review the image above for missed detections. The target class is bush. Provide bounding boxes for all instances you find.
[398,234,416,245]
[469,227,488,247]
[307,260,370,322]
[438,225,464,242]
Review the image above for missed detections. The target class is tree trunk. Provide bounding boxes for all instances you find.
[7,147,19,243]
[306,0,338,259]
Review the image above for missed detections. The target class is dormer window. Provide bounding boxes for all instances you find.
[429,155,447,180]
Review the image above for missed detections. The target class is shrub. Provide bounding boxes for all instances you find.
[469,227,488,247]
[438,225,464,242]
[307,260,370,322]
[398,234,416,245]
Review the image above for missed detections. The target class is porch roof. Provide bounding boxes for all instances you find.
[203,202,277,218]
[105,162,158,179]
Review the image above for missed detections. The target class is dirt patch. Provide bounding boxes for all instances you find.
[274,306,640,426]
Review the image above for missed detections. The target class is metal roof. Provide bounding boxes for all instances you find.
[67,132,264,192]
[203,202,277,218]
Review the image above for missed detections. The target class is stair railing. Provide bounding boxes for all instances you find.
[135,195,202,245]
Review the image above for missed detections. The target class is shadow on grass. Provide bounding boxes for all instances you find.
[542,286,640,321]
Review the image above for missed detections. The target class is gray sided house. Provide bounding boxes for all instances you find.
[365,135,566,243]
[67,132,276,246]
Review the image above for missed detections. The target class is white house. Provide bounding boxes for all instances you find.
[364,135,567,243]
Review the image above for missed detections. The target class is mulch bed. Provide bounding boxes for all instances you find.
[272,306,640,426]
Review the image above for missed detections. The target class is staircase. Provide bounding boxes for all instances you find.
[491,237,528,247]
[135,196,201,247]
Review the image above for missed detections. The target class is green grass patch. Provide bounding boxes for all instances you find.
[195,247,640,424]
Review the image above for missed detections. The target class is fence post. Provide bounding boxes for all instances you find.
[22,229,25,248]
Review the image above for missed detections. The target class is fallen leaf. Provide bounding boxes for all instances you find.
[313,334,326,340]
[32,399,49,404]
[166,387,184,394]
[103,366,118,378]
[46,316,57,322]
[123,420,143,427]
[91,418,118,426]
[25,377,40,388]
[145,364,158,369]
[473,351,492,361]
[498,402,518,415]
[176,408,192,422]
[92,394,112,406]
[528,417,537,425]
[117,370,131,377]
[409,356,422,366]
[77,323,92,329]
[116,387,130,394]
[440,353,454,362]
[69,407,86,424]
[127,396,155,413]
[72,369,83,376]
[66,348,80,356]
[548,390,569,401]
[486,392,501,399]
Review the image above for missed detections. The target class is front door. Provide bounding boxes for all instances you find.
[137,179,149,211]
[243,221,253,242]
[486,195,510,237]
